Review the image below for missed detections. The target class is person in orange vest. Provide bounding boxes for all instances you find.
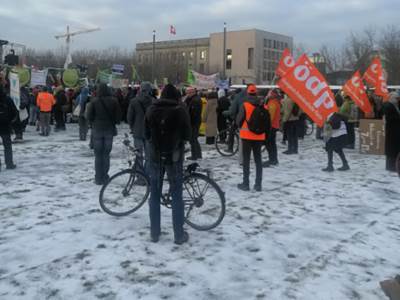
[36,86,56,136]
[263,89,281,167]
[236,84,265,191]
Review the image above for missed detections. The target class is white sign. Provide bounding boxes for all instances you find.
[191,70,218,90]
[112,64,124,76]
[9,72,20,110]
[30,69,48,87]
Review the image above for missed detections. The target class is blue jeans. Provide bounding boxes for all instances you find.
[149,159,184,240]
[93,133,113,183]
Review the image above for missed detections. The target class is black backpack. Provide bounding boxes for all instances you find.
[247,103,271,135]
[0,100,9,124]
[150,103,181,158]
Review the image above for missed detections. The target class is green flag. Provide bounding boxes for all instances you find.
[187,68,195,85]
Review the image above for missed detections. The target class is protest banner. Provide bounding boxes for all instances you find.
[363,57,389,101]
[359,119,385,155]
[188,69,218,89]
[277,54,338,127]
[9,72,20,110]
[112,64,124,76]
[30,69,48,87]
[276,48,295,78]
[342,71,372,114]
[62,69,79,87]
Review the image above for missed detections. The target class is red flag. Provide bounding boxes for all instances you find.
[363,57,389,101]
[277,54,338,127]
[343,71,372,114]
[170,25,176,35]
[275,48,295,78]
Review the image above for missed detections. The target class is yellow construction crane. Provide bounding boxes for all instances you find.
[55,25,100,69]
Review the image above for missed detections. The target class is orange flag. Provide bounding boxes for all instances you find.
[278,54,338,127]
[363,57,390,101]
[276,48,295,78]
[343,71,372,114]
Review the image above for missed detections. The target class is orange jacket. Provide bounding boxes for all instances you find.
[265,98,281,129]
[37,92,55,112]
[239,102,266,141]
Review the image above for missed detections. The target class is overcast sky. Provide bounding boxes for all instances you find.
[1,0,398,53]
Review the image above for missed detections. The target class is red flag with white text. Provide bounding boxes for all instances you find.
[275,48,295,78]
[343,71,372,114]
[277,54,338,127]
[363,57,390,101]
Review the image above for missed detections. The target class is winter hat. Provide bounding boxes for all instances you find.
[217,89,225,98]
[161,84,179,100]
[140,82,153,95]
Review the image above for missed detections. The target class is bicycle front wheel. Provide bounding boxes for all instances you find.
[215,129,239,157]
[183,173,225,231]
[99,169,149,217]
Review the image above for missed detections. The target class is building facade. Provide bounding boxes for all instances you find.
[135,29,293,85]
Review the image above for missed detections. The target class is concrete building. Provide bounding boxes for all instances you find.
[135,28,293,84]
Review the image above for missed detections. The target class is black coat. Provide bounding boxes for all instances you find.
[383,102,400,157]
[185,94,202,128]
[0,95,18,135]
[86,96,122,136]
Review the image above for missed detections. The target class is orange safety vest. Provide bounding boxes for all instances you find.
[265,98,281,129]
[37,92,55,112]
[239,102,266,141]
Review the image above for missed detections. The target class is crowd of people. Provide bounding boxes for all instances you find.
[1,77,400,243]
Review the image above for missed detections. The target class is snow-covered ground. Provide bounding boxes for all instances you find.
[0,124,399,300]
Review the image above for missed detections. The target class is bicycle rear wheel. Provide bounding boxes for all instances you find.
[215,129,239,157]
[99,169,149,216]
[183,173,225,230]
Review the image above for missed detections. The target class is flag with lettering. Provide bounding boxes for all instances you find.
[277,54,338,127]
[275,48,295,78]
[363,57,390,101]
[343,71,372,114]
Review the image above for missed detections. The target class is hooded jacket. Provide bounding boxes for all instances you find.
[0,87,18,135]
[127,82,154,139]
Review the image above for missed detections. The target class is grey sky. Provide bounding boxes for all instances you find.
[1,0,398,52]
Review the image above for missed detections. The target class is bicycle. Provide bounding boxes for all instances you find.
[99,134,226,231]
[215,121,239,157]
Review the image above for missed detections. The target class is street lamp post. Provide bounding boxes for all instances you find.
[223,22,227,80]
[152,30,156,83]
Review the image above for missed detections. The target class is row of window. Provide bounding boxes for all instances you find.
[262,71,276,82]
[263,60,278,71]
[264,49,283,61]
[263,39,289,51]
[137,50,207,63]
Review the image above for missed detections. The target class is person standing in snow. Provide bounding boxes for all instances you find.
[382,91,400,172]
[127,82,154,175]
[322,113,350,172]
[75,87,90,141]
[184,87,202,160]
[236,84,265,191]
[0,83,18,170]
[86,84,121,185]
[36,86,56,136]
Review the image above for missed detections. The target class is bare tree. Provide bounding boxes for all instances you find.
[344,27,376,72]
[319,44,347,73]
[379,25,400,84]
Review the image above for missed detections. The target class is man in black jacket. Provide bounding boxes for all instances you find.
[86,84,122,185]
[184,87,202,160]
[145,84,191,245]
[0,84,18,170]
[127,82,154,174]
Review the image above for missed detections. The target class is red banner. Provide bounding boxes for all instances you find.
[277,54,338,127]
[275,48,295,78]
[343,71,372,114]
[363,57,389,101]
